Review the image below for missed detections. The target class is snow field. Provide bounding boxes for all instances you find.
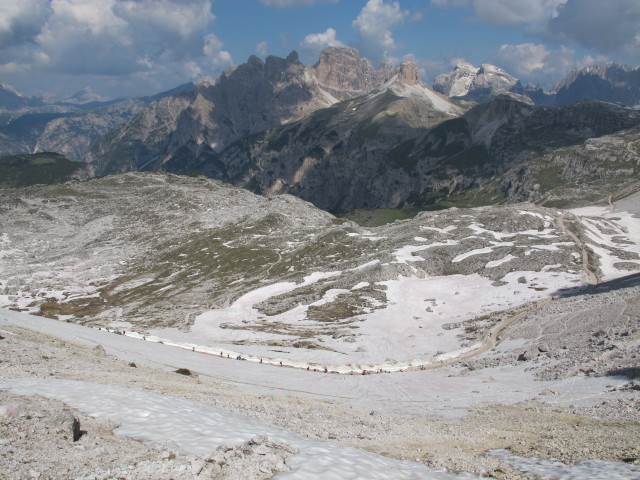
[2,378,476,480]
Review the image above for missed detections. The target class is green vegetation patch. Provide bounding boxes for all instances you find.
[336,207,424,227]
[0,152,82,187]
[534,165,565,191]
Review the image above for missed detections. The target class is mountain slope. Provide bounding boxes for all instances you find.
[183,61,467,211]
[88,47,391,176]
[434,62,640,107]
[393,97,640,207]
[2,171,640,368]
[194,94,640,211]
[0,83,201,163]
[432,63,533,104]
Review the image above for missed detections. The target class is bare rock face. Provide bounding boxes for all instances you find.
[313,46,386,94]
[89,46,392,176]
[433,62,531,104]
[397,60,420,86]
[433,63,478,98]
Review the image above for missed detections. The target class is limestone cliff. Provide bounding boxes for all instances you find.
[89,47,391,176]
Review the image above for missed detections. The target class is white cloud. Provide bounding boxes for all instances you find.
[300,28,343,57]
[547,0,640,57]
[0,0,233,95]
[0,0,52,49]
[494,43,609,87]
[259,0,338,7]
[256,41,269,57]
[203,33,233,70]
[472,0,566,28]
[352,0,409,62]
[432,0,640,62]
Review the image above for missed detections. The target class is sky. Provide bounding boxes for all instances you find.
[0,0,639,100]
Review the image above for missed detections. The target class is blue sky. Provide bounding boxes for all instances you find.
[1,0,639,99]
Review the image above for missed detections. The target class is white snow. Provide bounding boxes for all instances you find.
[485,255,517,268]
[351,259,380,271]
[2,378,471,480]
[570,206,640,280]
[393,240,459,264]
[0,307,628,421]
[452,242,513,263]
[489,449,640,480]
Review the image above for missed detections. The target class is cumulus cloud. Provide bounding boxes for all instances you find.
[256,41,269,57]
[547,0,640,56]
[0,0,232,95]
[471,0,566,28]
[300,28,343,57]
[352,0,409,62]
[494,42,608,87]
[433,0,640,61]
[0,0,52,49]
[203,33,233,70]
[429,0,470,7]
[259,0,338,7]
[32,0,222,75]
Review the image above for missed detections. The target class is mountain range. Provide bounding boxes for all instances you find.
[1,47,640,212]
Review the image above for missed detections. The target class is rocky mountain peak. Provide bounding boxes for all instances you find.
[398,60,420,86]
[433,62,528,104]
[286,51,300,66]
[433,63,479,97]
[313,45,382,92]
[551,62,640,106]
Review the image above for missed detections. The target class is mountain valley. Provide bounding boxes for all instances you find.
[1,46,640,479]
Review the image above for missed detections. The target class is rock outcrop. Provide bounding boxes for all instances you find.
[88,47,392,176]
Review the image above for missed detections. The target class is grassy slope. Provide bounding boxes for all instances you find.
[0,152,82,187]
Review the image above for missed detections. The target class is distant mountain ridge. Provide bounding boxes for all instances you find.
[432,63,533,104]
[553,63,640,106]
[1,48,640,214]
[434,62,640,107]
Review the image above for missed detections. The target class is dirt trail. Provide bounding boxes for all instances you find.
[554,215,598,285]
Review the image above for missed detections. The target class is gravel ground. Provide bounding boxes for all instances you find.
[1,314,639,479]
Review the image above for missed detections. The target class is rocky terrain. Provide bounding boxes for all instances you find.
[206,94,640,211]
[1,172,639,367]
[87,47,393,177]
[1,257,639,479]
[0,82,196,162]
[434,62,640,107]
[1,172,639,478]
